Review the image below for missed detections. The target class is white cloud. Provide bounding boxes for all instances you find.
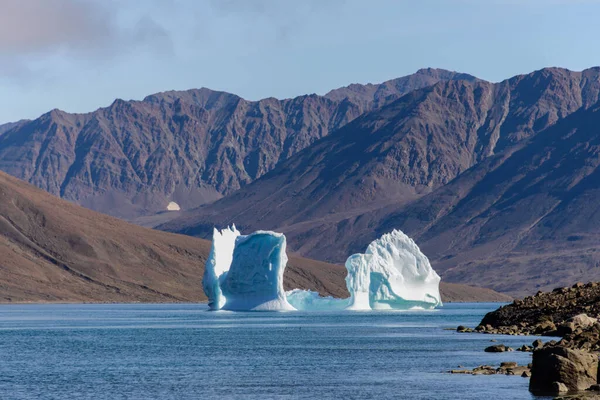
[0,0,172,80]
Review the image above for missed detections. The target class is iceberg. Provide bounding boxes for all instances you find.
[286,289,348,311]
[288,229,442,311]
[203,226,440,312]
[346,229,442,310]
[202,225,240,310]
[203,226,295,311]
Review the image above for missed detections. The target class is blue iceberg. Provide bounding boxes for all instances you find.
[203,227,441,311]
[287,230,442,311]
[203,226,295,311]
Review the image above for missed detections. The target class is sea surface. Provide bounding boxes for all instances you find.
[0,303,552,400]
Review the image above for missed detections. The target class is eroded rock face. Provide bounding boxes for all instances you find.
[0,70,472,220]
[529,346,599,395]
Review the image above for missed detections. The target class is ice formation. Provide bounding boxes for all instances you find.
[204,226,440,312]
[287,229,442,311]
[286,289,348,311]
[345,230,442,310]
[203,226,295,311]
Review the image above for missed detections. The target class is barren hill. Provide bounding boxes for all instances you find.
[0,171,504,303]
[0,170,348,302]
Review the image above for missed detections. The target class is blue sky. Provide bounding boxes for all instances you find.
[1,0,600,123]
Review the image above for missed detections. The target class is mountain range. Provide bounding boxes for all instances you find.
[0,68,473,219]
[157,67,600,296]
[2,66,600,297]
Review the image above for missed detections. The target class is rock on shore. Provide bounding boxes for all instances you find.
[462,282,600,396]
[529,346,599,395]
[479,282,600,337]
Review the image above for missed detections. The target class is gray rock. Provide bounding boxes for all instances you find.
[484,344,507,353]
[500,362,518,368]
[529,346,599,395]
[589,384,600,391]
[552,382,569,394]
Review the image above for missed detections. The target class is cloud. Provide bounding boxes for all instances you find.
[0,0,113,55]
[0,0,172,81]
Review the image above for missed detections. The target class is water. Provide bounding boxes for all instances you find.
[0,303,551,400]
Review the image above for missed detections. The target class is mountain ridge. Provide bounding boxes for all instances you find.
[159,67,600,296]
[0,68,474,219]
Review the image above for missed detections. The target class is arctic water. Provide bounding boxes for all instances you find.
[0,303,550,400]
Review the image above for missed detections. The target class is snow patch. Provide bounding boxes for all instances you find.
[167,201,180,211]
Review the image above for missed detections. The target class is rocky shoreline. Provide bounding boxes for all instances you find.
[457,282,600,397]
[449,361,531,377]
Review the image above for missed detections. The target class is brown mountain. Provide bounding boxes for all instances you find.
[0,170,506,303]
[0,120,28,136]
[0,69,473,220]
[159,67,600,296]
[370,102,600,297]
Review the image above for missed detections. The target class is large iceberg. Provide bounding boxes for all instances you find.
[203,226,441,312]
[345,230,442,309]
[203,226,295,311]
[287,229,442,311]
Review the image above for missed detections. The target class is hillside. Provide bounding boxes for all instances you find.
[0,120,28,136]
[0,170,349,302]
[0,171,505,303]
[374,103,600,296]
[0,69,473,220]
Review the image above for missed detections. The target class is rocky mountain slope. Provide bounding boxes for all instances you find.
[159,67,600,296]
[0,69,472,219]
[0,170,503,303]
[0,120,27,136]
[373,102,600,296]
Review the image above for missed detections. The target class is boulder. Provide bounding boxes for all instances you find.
[535,320,556,334]
[517,344,533,352]
[485,344,507,352]
[572,314,598,330]
[500,361,518,368]
[557,314,598,336]
[449,369,471,374]
[552,382,569,394]
[529,346,599,395]
[589,384,600,392]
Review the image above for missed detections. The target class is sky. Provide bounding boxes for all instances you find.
[1,0,600,123]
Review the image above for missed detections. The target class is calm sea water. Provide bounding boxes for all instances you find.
[0,303,551,400]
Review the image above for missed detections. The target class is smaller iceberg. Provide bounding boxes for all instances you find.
[286,289,348,311]
[288,229,442,311]
[203,225,295,311]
